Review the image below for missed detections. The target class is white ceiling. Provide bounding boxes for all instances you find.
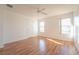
[6,4,79,19]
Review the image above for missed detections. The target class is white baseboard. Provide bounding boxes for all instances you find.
[4,35,36,44]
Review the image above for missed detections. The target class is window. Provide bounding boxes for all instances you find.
[39,22,45,32]
[74,16,79,26]
[61,18,73,38]
[74,16,79,43]
[33,21,38,34]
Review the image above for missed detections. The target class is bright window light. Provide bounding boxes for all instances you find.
[39,22,45,32]
[74,16,79,26]
[33,21,38,34]
[61,18,73,38]
[74,16,79,43]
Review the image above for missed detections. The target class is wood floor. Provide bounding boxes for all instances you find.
[0,36,78,55]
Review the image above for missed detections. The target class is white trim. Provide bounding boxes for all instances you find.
[3,35,36,44]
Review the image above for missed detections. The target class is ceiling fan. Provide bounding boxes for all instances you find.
[6,4,13,8]
[37,8,47,15]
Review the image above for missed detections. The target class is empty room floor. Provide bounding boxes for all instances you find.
[0,36,78,55]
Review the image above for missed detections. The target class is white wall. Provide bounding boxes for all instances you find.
[39,16,60,39]
[4,11,34,44]
[33,19,38,36]
[0,5,35,45]
[4,10,34,44]
[0,5,4,48]
[39,13,74,41]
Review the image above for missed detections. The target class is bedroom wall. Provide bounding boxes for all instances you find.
[0,5,36,45]
[39,16,60,39]
[39,13,74,41]
[0,5,4,48]
[3,11,34,44]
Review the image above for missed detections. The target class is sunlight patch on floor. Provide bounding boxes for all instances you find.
[46,38,63,45]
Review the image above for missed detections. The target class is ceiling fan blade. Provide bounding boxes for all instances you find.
[41,8,46,11]
[6,4,13,8]
[37,8,41,13]
[37,8,47,15]
[41,11,47,15]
